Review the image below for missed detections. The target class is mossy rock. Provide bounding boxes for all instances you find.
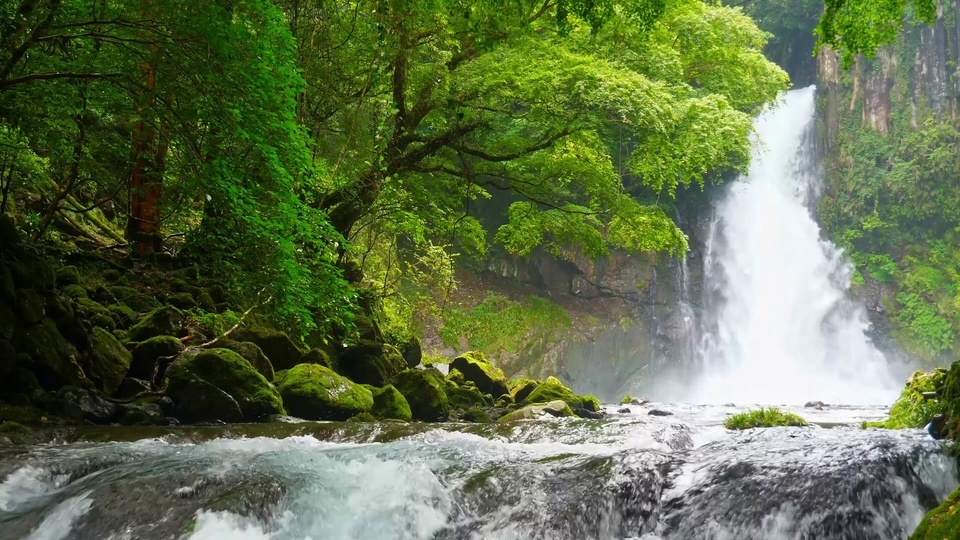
[446,381,489,409]
[499,400,575,422]
[0,421,31,444]
[166,348,284,421]
[56,266,81,286]
[393,368,449,422]
[274,363,373,421]
[909,486,960,539]
[347,412,377,423]
[168,376,243,424]
[0,263,17,303]
[0,339,15,375]
[400,336,422,368]
[108,304,138,328]
[15,288,45,324]
[128,306,185,342]
[130,335,184,382]
[62,284,88,299]
[76,297,117,331]
[111,286,162,313]
[461,407,492,423]
[9,254,55,292]
[167,292,197,310]
[217,340,275,381]
[85,327,132,395]
[336,341,406,387]
[232,328,305,371]
[865,369,947,429]
[0,299,14,340]
[523,376,576,406]
[495,393,515,408]
[510,379,541,403]
[450,351,509,398]
[447,368,466,386]
[54,386,119,424]
[12,318,85,391]
[0,403,62,426]
[300,348,331,369]
[370,384,412,421]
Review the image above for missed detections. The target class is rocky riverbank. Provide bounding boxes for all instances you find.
[0,216,603,439]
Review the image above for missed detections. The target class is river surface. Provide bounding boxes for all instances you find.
[0,403,955,540]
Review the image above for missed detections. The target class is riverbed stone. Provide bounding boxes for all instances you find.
[130,335,184,381]
[274,363,373,420]
[370,384,412,421]
[450,351,509,398]
[499,400,574,422]
[510,379,541,403]
[217,340,275,381]
[337,341,406,386]
[170,376,243,423]
[85,327,132,395]
[128,306,184,342]
[393,368,449,421]
[12,318,84,391]
[55,386,119,424]
[233,328,305,371]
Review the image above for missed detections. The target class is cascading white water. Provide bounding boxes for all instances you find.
[687,86,900,405]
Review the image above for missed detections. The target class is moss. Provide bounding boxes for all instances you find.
[110,286,162,313]
[336,341,406,386]
[909,486,960,539]
[446,381,489,409]
[130,335,184,381]
[576,394,602,412]
[393,368,450,421]
[233,328,305,371]
[274,363,373,420]
[522,376,591,414]
[620,394,635,405]
[76,297,117,331]
[724,408,809,430]
[300,348,331,368]
[0,404,62,425]
[450,351,509,398]
[499,400,575,422]
[438,293,571,355]
[56,266,81,286]
[347,412,377,423]
[370,384,413,421]
[85,327,132,395]
[217,340,275,381]
[62,284,88,299]
[167,292,197,310]
[461,407,492,422]
[128,306,185,342]
[866,369,946,429]
[0,421,31,444]
[15,288,44,324]
[510,378,541,403]
[108,304,138,327]
[447,368,466,386]
[0,299,13,340]
[12,317,86,390]
[166,348,284,421]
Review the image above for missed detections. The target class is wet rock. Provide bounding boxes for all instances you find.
[393,368,449,421]
[12,317,85,390]
[131,335,184,382]
[576,408,605,419]
[450,351,509,398]
[217,340,275,381]
[166,348,284,421]
[523,376,600,415]
[0,421,31,444]
[232,328,305,371]
[400,336,422,368]
[347,412,377,423]
[618,407,632,413]
[274,363,373,421]
[85,327,132,395]
[370,384,412,421]
[118,401,166,426]
[170,376,243,423]
[510,378,541,403]
[128,306,185,342]
[116,377,152,399]
[495,393,515,408]
[336,340,406,386]
[804,401,826,409]
[926,414,947,440]
[499,400,574,422]
[446,381,489,409]
[648,409,673,417]
[56,386,118,424]
[461,407,492,422]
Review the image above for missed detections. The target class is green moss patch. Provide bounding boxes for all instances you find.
[724,408,809,430]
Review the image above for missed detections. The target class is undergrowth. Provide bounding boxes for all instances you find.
[724,408,809,430]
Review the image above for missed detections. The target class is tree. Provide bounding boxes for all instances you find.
[815,0,938,64]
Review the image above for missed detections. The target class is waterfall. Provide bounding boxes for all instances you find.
[681,86,900,405]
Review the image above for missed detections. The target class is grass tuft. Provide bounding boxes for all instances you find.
[724,407,809,430]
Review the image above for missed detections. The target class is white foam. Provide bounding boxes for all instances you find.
[25,493,92,540]
[0,466,61,512]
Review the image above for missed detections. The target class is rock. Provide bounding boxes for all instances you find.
[9,254,55,292]
[165,349,284,421]
[510,379,541,403]
[128,306,185,342]
[169,376,243,424]
[648,409,673,417]
[0,368,44,403]
[116,377,152,399]
[446,368,466,386]
[0,264,15,304]
[85,327,132,395]
[370,384,412,421]
[110,286,161,313]
[76,297,117,331]
[62,284,87,299]
[804,401,826,408]
[12,318,84,391]
[0,421,31,444]
[393,368,449,421]
[494,394,514,408]
[130,335,185,382]
[167,292,197,310]
[450,351,509,398]
[499,400,575,422]
[576,408,605,419]
[232,328,305,371]
[108,304,138,328]
[117,401,166,426]
[352,313,383,342]
[274,364,373,421]
[0,215,20,250]
[15,288,45,324]
[56,266,81,286]
[336,341,406,386]
[461,408,491,422]
[446,381,489,409]
[400,336,422,368]
[522,376,598,414]
[347,412,377,423]
[0,339,14,375]
[45,292,87,348]
[0,403,60,425]
[55,386,118,424]
[617,407,631,413]
[0,299,15,340]
[217,340,275,381]
[927,414,947,440]
[299,348,331,368]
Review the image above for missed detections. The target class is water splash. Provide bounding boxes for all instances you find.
[685,86,900,405]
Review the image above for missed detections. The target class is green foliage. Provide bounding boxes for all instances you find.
[909,486,960,540]
[864,369,945,429]
[816,0,938,64]
[724,408,809,429]
[439,294,571,355]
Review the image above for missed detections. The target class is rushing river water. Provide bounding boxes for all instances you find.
[0,404,955,540]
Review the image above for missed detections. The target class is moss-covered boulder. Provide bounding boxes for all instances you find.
[128,306,185,342]
[274,363,373,420]
[450,351,509,398]
[393,368,449,421]
[522,376,600,417]
[865,369,947,429]
[461,408,492,422]
[233,328,305,371]
[108,304,138,328]
[167,292,197,310]
[217,340,275,381]
[510,378,541,403]
[62,284,88,299]
[299,348,331,368]
[165,348,284,421]
[130,335,184,382]
[0,339,15,375]
[12,318,85,390]
[446,381,489,409]
[0,421,31,444]
[110,286,162,313]
[499,400,575,422]
[910,486,960,539]
[15,288,45,324]
[446,369,466,386]
[336,341,406,387]
[56,266,81,286]
[347,412,377,423]
[169,376,243,424]
[85,327,132,395]
[0,298,16,340]
[400,336,422,368]
[370,384,412,421]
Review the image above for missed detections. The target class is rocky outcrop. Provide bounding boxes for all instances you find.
[393,368,450,421]
[274,364,373,420]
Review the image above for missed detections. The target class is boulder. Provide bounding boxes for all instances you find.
[117,401,167,426]
[370,385,412,421]
[0,263,16,303]
[62,284,87,299]
[108,304,138,328]
[12,318,85,391]
[461,408,492,422]
[510,379,541,403]
[347,412,377,423]
[274,364,373,421]
[166,292,196,310]
[450,351,509,398]
[165,348,284,421]
[0,299,15,340]
[0,339,15,375]
[299,348,331,368]
[523,376,599,415]
[400,336,422,368]
[130,335,184,382]
[393,368,449,421]
[217,340,275,381]
[15,288,45,324]
[446,369,466,386]
[0,422,31,444]
[128,306,184,342]
[8,254,55,292]
[336,341,406,386]
[116,377,152,399]
[232,328,305,371]
[55,266,81,286]
[169,376,242,424]
[499,400,575,422]
[85,327,132,395]
[55,386,119,424]
[110,286,161,313]
[446,381,489,409]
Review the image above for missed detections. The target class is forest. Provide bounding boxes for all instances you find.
[2,0,960,538]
